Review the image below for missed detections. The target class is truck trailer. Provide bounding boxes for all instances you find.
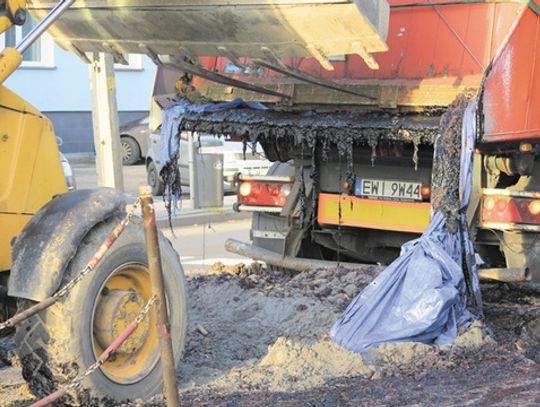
[148,0,540,282]
[29,0,540,279]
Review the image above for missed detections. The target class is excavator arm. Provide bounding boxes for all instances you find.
[0,0,74,83]
[29,0,389,71]
[0,0,26,32]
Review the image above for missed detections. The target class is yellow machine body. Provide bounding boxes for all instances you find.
[0,85,68,271]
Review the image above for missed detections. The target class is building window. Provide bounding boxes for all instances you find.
[115,54,143,71]
[0,16,55,68]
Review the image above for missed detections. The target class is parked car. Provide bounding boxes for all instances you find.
[60,153,77,190]
[145,131,272,196]
[56,137,76,190]
[119,115,151,165]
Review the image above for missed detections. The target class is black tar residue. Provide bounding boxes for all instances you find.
[180,108,441,233]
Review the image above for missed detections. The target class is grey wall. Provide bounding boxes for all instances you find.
[45,111,148,153]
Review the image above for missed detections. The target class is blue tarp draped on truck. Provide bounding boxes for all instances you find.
[330,102,481,353]
[159,98,267,213]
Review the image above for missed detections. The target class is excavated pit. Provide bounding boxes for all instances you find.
[166,266,539,406]
[1,265,539,406]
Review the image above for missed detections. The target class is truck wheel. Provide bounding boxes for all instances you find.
[15,215,187,404]
[121,136,141,165]
[147,160,165,196]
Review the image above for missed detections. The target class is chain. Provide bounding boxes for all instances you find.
[62,294,157,394]
[0,198,141,333]
[54,198,141,299]
[136,295,158,324]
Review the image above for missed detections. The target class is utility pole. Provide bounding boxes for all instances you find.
[89,52,124,191]
[187,131,199,209]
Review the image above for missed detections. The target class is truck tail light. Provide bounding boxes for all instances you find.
[421,185,431,201]
[528,199,540,215]
[238,181,293,207]
[481,196,540,225]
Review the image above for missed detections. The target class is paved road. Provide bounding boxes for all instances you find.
[72,162,252,272]
[163,218,252,272]
[73,162,155,199]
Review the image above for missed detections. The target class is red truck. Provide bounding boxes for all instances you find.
[187,0,540,283]
[37,0,540,282]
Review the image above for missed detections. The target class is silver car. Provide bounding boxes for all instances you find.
[119,116,151,165]
[145,131,271,196]
[60,153,77,190]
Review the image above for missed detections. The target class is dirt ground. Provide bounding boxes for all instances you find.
[1,263,539,406]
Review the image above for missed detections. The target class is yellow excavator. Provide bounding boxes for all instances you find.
[0,0,387,404]
[0,0,187,403]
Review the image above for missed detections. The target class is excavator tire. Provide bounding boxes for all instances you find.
[15,215,187,405]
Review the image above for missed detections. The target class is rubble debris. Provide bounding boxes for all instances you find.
[196,324,209,337]
[2,265,538,406]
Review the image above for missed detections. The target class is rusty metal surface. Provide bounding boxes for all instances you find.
[480,5,540,144]
[8,188,126,302]
[190,1,522,108]
[32,0,527,111]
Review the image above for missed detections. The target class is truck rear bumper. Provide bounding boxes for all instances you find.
[479,188,540,232]
[317,193,430,234]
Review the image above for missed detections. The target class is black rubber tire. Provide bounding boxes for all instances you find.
[147,160,165,196]
[121,136,141,166]
[15,216,187,405]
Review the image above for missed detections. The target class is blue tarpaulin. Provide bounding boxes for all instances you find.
[159,98,267,213]
[330,102,481,353]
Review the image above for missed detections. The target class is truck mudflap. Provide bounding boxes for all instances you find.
[8,188,126,302]
[317,193,430,234]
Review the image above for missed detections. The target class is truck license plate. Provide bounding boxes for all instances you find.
[355,178,422,201]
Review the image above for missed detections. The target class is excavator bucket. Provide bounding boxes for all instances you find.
[28,0,389,70]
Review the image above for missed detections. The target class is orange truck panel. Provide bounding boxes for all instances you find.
[480,3,540,144]
[317,193,431,234]
[197,1,522,107]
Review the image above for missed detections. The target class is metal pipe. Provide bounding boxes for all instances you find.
[16,0,75,54]
[478,267,532,282]
[187,132,198,209]
[234,204,283,213]
[139,186,180,407]
[252,58,376,100]
[225,238,362,272]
